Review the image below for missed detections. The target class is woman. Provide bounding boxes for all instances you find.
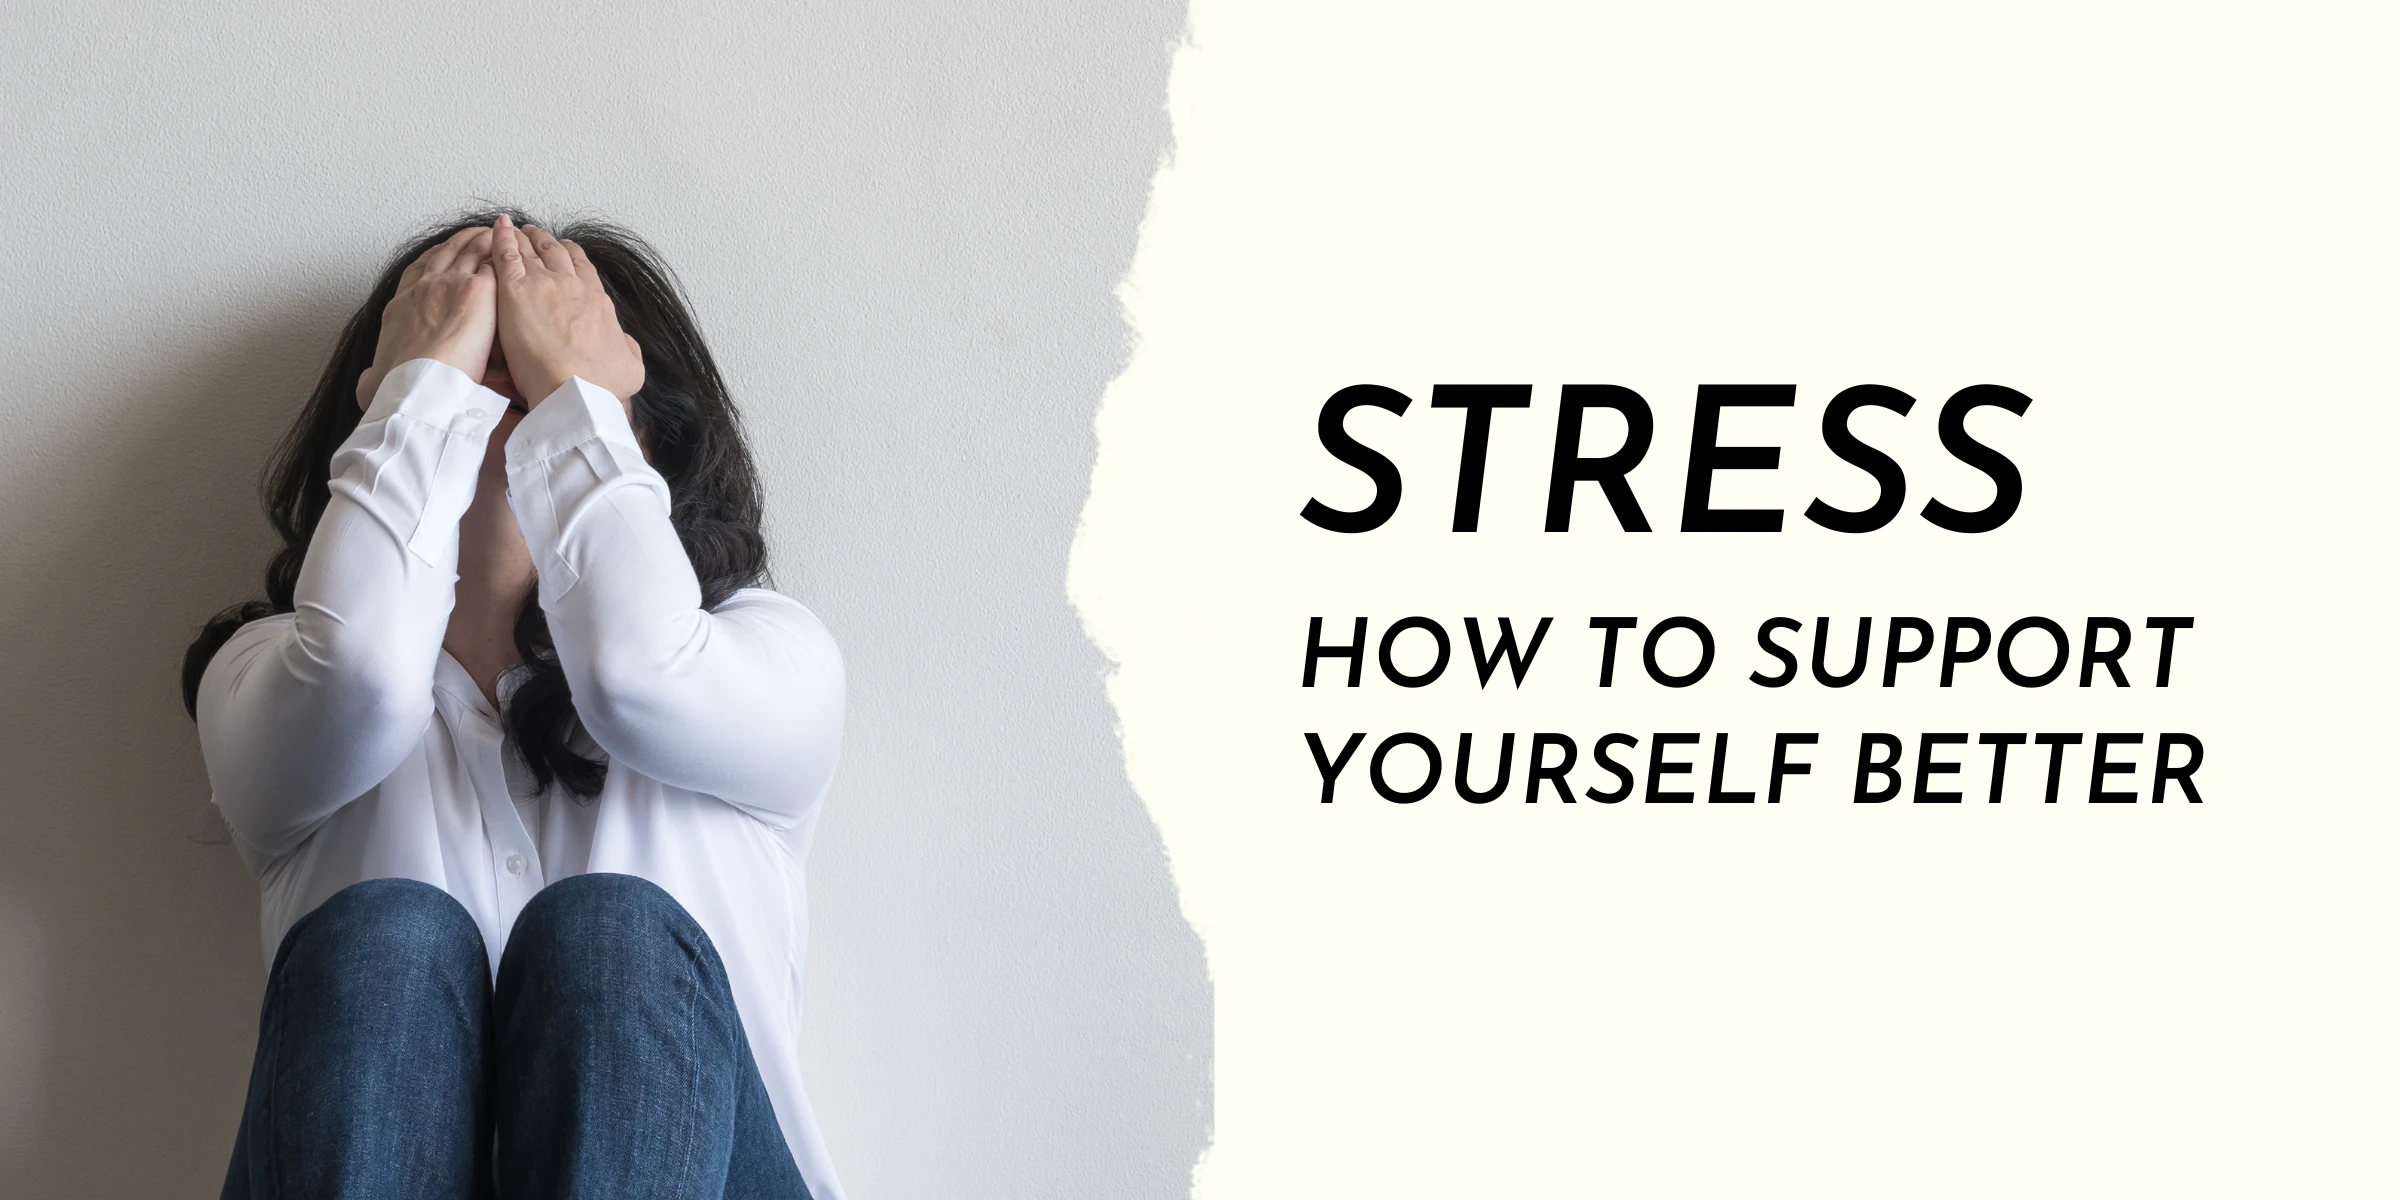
[182,211,845,1200]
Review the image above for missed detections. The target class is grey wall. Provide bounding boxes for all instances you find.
[0,2,1208,1196]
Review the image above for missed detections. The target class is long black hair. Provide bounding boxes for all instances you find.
[181,208,771,799]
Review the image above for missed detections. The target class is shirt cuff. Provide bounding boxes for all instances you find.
[352,359,507,566]
[503,376,643,466]
[501,376,670,604]
[363,357,510,435]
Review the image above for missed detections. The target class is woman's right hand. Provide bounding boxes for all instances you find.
[355,226,498,411]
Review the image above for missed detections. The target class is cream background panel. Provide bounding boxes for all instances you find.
[1073,2,2395,1196]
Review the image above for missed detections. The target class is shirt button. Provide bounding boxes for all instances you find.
[465,407,486,420]
[505,853,526,875]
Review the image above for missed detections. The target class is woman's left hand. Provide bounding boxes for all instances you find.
[490,213,645,408]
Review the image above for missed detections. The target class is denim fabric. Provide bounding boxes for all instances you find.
[493,873,810,1200]
[220,874,809,1200]
[218,877,493,1200]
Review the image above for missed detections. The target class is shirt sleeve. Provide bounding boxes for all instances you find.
[196,358,505,861]
[502,376,845,830]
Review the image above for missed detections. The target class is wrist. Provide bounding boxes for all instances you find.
[518,368,572,407]
[429,331,493,376]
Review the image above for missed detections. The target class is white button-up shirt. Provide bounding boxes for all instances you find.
[195,358,847,1199]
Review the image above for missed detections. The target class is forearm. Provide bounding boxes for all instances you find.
[504,378,844,824]
[198,359,502,855]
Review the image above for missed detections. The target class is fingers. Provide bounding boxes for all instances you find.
[418,224,488,277]
[492,215,522,277]
[524,223,574,274]
[562,239,602,285]
[491,214,529,281]
[469,230,496,277]
[412,234,455,277]
[445,227,494,280]
[512,230,545,285]
[502,229,546,283]
[457,225,493,266]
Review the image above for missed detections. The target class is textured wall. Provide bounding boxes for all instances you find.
[0,2,1207,1196]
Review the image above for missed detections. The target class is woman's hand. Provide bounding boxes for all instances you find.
[490,214,645,409]
[355,226,497,411]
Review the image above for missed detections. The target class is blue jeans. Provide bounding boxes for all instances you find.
[219,874,812,1200]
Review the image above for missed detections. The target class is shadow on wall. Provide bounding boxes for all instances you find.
[0,298,344,1193]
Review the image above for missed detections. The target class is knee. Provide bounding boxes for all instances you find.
[502,873,711,985]
[275,877,486,992]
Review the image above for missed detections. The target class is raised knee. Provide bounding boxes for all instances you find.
[505,872,698,965]
[277,877,485,985]
[493,875,739,1054]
